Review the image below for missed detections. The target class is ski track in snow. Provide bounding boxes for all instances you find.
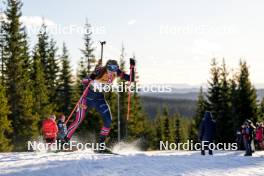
[0,150,264,176]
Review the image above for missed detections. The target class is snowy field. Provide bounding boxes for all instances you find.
[1,149,264,176]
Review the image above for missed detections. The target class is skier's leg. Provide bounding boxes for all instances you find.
[66,97,88,139]
[95,99,112,143]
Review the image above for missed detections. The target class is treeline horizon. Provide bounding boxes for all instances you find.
[0,0,264,152]
[190,59,264,143]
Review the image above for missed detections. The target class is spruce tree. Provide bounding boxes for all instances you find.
[31,47,51,120]
[3,0,37,150]
[194,87,207,129]
[127,55,148,139]
[230,74,238,130]
[206,58,221,142]
[161,106,170,142]
[235,60,258,126]
[0,83,12,152]
[259,98,264,121]
[175,117,181,144]
[37,23,49,76]
[47,38,59,109]
[190,87,207,142]
[188,120,197,144]
[75,57,87,96]
[81,19,95,74]
[37,24,59,110]
[57,43,73,115]
[218,59,233,142]
[207,59,221,119]
[154,115,163,149]
[0,15,5,83]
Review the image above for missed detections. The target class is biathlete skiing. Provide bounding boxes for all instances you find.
[64,58,135,152]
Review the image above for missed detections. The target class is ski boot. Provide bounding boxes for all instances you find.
[93,135,114,154]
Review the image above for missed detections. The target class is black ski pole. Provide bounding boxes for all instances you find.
[99,41,106,65]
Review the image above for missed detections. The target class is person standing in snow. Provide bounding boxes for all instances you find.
[255,122,263,150]
[236,128,243,150]
[248,120,256,153]
[199,111,216,155]
[242,120,255,156]
[64,59,135,152]
[42,114,58,144]
[57,114,68,141]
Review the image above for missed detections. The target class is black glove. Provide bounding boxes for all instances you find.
[130,58,135,67]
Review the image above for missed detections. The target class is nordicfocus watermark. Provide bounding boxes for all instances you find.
[160,140,238,151]
[92,82,172,93]
[26,24,106,36]
[160,24,238,36]
[27,140,106,151]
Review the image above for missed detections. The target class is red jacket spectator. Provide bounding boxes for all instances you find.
[42,115,58,139]
[256,126,263,142]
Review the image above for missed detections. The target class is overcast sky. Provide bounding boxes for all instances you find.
[4,0,264,86]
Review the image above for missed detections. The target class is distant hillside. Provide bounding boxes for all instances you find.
[140,89,264,101]
[257,89,264,101]
[140,96,197,119]
[140,92,199,100]
[139,89,264,119]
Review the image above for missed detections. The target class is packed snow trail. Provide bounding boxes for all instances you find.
[1,150,264,176]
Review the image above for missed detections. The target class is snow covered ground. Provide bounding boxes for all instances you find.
[1,149,264,176]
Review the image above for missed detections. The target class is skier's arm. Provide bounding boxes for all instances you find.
[82,67,103,85]
[117,58,135,82]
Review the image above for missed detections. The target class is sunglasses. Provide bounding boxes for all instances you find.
[107,65,119,72]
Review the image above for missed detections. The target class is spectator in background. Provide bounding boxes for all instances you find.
[42,114,58,144]
[248,120,256,153]
[236,128,243,150]
[255,122,263,150]
[242,120,255,156]
[199,111,216,155]
[57,114,68,141]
